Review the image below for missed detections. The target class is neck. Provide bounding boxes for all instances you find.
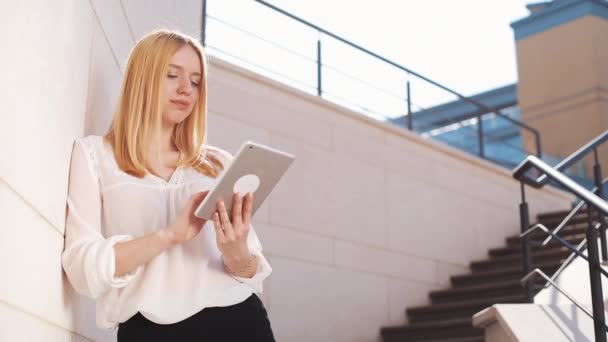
[150,122,178,153]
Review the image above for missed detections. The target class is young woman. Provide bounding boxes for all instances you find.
[61,29,275,341]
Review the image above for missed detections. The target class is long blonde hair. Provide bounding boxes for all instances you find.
[104,29,224,179]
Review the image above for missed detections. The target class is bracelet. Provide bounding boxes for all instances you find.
[224,254,257,276]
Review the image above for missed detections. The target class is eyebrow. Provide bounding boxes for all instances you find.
[168,64,201,77]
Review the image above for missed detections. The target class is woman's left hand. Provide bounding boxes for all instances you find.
[213,192,253,262]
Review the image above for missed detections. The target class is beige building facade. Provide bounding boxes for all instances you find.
[513,0,608,174]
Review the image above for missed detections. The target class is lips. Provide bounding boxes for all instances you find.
[170,100,190,109]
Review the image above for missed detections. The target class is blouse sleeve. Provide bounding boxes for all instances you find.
[61,138,142,299]
[230,225,272,293]
[210,146,273,293]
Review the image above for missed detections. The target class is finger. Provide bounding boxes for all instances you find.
[199,190,210,199]
[243,192,253,226]
[212,212,225,240]
[193,190,209,201]
[189,190,209,210]
[217,200,234,239]
[232,192,243,225]
[195,216,208,226]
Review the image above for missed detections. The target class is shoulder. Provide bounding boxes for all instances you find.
[74,135,104,151]
[204,145,234,165]
[77,134,103,143]
[70,135,105,181]
[73,135,107,167]
[73,135,108,163]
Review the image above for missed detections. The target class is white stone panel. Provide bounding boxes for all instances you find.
[0,0,93,232]
[267,257,389,342]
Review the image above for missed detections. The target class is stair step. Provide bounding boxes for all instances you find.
[537,208,592,221]
[379,208,594,342]
[451,260,561,287]
[407,294,527,324]
[489,245,572,262]
[381,318,481,340]
[505,233,586,254]
[431,279,532,305]
[470,247,572,272]
[490,234,585,257]
[505,225,587,246]
[489,242,577,258]
[539,214,593,225]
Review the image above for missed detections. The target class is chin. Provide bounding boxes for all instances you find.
[165,111,192,125]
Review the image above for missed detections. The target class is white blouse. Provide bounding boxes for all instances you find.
[61,135,272,330]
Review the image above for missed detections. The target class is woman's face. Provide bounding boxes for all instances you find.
[162,44,202,127]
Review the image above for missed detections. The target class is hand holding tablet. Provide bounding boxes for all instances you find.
[194,141,295,220]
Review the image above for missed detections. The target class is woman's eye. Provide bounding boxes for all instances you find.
[167,73,198,87]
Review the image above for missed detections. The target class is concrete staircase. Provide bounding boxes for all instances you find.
[380,209,589,342]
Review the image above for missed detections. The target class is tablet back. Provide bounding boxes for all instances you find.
[194,141,294,220]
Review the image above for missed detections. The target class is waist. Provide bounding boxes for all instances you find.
[121,293,265,327]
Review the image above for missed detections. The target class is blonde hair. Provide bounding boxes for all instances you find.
[104,29,225,179]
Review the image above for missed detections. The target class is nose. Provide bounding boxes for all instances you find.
[177,78,193,96]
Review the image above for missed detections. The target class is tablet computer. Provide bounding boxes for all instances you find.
[194,141,295,220]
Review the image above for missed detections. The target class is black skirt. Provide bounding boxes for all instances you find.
[117,294,276,342]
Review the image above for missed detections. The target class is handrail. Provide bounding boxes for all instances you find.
[551,131,608,176]
[514,155,608,342]
[520,223,608,277]
[203,0,542,159]
[540,200,586,246]
[538,177,608,246]
[521,269,607,331]
[513,156,608,214]
[253,1,538,133]
[252,1,541,138]
[546,239,588,288]
[521,130,608,188]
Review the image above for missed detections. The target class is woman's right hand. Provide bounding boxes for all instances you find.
[162,190,210,245]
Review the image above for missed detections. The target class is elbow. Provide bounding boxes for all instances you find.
[61,237,141,300]
[61,247,102,299]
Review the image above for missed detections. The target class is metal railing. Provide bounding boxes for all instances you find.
[201,0,543,165]
[517,130,608,265]
[520,186,602,292]
[522,269,608,330]
[514,154,608,342]
[519,131,608,189]
[518,178,608,291]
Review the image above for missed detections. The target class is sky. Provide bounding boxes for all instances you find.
[205,0,534,119]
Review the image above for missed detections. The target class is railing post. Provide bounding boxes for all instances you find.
[586,203,607,342]
[478,115,485,159]
[593,148,608,261]
[406,80,412,131]
[519,182,534,302]
[316,36,322,96]
[535,131,543,159]
[201,0,207,47]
